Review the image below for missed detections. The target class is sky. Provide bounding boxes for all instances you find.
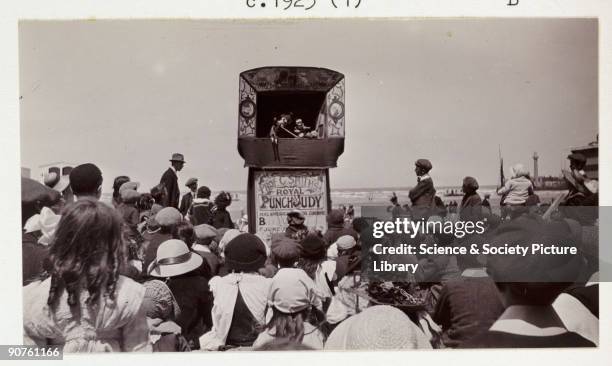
[19,18,598,193]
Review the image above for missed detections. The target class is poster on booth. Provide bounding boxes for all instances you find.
[254,170,328,241]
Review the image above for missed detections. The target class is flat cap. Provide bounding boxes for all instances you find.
[415,159,432,172]
[185,178,198,187]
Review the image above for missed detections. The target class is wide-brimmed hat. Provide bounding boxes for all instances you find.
[148,239,203,278]
[43,172,70,193]
[224,233,267,272]
[185,177,198,187]
[325,305,432,350]
[268,268,317,314]
[170,153,186,163]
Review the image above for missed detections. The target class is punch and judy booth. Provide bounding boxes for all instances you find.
[237,66,345,238]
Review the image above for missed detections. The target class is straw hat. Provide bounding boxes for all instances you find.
[142,280,181,320]
[325,305,432,350]
[335,235,357,251]
[148,239,203,278]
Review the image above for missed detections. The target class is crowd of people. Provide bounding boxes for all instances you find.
[20,152,599,352]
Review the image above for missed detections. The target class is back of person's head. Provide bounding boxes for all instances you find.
[196,186,211,199]
[486,216,584,306]
[352,217,369,234]
[173,221,195,248]
[462,176,479,193]
[214,191,232,209]
[224,233,267,273]
[150,183,167,204]
[271,235,301,268]
[69,163,103,198]
[112,176,130,198]
[511,163,529,179]
[326,209,345,227]
[47,198,125,308]
[267,268,318,343]
[138,193,154,212]
[155,207,183,234]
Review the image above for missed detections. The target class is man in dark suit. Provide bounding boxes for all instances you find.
[409,158,436,219]
[160,153,186,209]
[180,177,198,216]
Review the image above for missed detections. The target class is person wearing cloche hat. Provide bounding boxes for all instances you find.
[159,153,186,209]
[199,233,272,350]
[148,239,212,349]
[179,177,198,216]
[117,188,141,230]
[252,268,326,350]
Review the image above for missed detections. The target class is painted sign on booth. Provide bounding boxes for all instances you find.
[254,169,328,239]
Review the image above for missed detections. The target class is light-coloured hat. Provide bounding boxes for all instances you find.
[119,181,140,194]
[325,305,432,350]
[43,172,70,193]
[268,268,317,314]
[120,189,141,202]
[155,207,183,227]
[147,239,203,278]
[38,207,61,245]
[336,235,357,251]
[194,224,218,244]
[185,177,198,187]
[218,229,241,257]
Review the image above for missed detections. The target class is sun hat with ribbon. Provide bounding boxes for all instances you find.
[147,239,203,278]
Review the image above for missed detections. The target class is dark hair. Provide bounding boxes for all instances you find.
[173,221,195,248]
[112,176,130,202]
[46,198,126,308]
[352,217,369,234]
[197,186,211,199]
[265,307,307,344]
[137,193,154,212]
[150,184,167,204]
[69,163,103,197]
[297,258,322,280]
[214,191,232,209]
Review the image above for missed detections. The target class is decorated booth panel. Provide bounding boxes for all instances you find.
[252,169,329,240]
